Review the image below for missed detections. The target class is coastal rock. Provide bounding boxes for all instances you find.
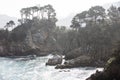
[55,55,92,69]
[86,55,120,80]
[46,55,62,66]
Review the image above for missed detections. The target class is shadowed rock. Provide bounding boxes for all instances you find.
[86,55,120,80]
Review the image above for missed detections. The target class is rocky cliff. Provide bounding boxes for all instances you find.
[0,19,61,56]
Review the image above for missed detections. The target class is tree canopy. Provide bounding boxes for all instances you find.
[20,4,57,24]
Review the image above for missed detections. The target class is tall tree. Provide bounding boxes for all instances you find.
[108,5,120,24]
[30,6,39,19]
[88,6,106,25]
[4,20,15,29]
[44,4,55,19]
[70,11,88,29]
[20,7,31,23]
[39,7,45,19]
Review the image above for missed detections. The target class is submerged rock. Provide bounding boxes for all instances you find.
[46,55,62,66]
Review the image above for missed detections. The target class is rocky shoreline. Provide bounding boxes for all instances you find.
[45,54,105,69]
[86,55,120,80]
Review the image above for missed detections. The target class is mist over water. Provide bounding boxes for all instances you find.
[0,55,103,80]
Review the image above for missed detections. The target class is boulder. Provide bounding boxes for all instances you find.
[55,55,92,69]
[46,55,62,66]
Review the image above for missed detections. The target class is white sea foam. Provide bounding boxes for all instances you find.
[0,56,103,80]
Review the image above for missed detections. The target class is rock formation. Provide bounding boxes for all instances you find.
[55,55,92,69]
[46,55,62,65]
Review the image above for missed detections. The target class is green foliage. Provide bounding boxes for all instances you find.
[57,5,120,62]
[88,6,105,19]
[4,20,15,29]
[0,29,9,40]
[70,6,106,29]
[10,4,57,42]
[20,4,57,24]
[11,17,56,42]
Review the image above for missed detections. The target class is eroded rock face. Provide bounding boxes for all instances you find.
[55,55,92,69]
[23,24,61,56]
[46,55,62,66]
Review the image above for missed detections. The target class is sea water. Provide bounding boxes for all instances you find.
[0,55,103,80]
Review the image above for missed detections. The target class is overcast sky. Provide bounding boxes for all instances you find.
[0,0,120,19]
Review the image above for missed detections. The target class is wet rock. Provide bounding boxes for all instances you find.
[86,55,120,80]
[46,55,62,66]
[55,64,73,69]
[55,55,92,69]
[86,70,109,80]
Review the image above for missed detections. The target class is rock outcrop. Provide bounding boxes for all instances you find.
[55,55,92,69]
[63,48,105,68]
